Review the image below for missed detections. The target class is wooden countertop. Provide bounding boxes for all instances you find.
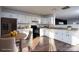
[1,33,28,40]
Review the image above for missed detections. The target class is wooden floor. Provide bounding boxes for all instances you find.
[21,36,79,52]
[32,36,79,52]
[31,37,49,52]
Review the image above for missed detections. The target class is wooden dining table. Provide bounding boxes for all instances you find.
[15,33,28,52]
[1,31,30,52]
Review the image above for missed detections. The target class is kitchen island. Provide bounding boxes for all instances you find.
[40,26,79,45]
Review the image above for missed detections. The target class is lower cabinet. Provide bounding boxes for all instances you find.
[62,31,72,44]
[71,31,79,45]
[55,30,63,41]
[49,30,55,39]
[55,30,72,45]
[40,28,48,37]
[40,28,79,45]
[40,29,44,36]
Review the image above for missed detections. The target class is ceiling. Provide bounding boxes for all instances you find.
[3,6,79,19]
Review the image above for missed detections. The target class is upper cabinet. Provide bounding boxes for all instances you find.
[1,12,41,24]
[31,16,41,25]
[17,14,25,23]
[40,17,51,24]
[50,16,55,25]
[17,15,31,24]
[2,12,18,20]
[1,10,55,25]
[40,16,55,25]
[2,12,32,24]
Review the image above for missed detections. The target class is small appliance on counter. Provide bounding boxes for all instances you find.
[67,26,72,30]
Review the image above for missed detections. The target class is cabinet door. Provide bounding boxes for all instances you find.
[40,29,46,37]
[26,16,31,24]
[55,31,59,40]
[41,18,45,24]
[66,32,72,44]
[45,29,50,37]
[71,31,79,45]
[62,31,72,44]
[45,29,47,36]
[49,30,55,39]
[2,12,18,18]
[41,17,49,24]
[17,15,25,23]
[44,29,48,36]
[58,31,63,41]
[40,29,44,36]
[55,30,63,41]
[50,16,55,25]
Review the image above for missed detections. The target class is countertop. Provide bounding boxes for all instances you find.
[40,27,78,31]
[39,25,79,31]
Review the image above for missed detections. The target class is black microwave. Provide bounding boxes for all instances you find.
[55,19,67,25]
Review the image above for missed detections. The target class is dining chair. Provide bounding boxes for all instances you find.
[0,37,18,52]
[22,31,32,52]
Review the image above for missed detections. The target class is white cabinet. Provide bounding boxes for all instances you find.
[54,30,72,44]
[62,31,72,44]
[71,31,79,45]
[40,29,44,36]
[49,29,55,39]
[2,12,27,24]
[2,12,41,24]
[50,16,55,25]
[2,12,17,18]
[25,16,31,23]
[44,28,49,36]
[40,28,50,37]
[40,28,79,45]
[17,15,25,23]
[17,15,31,24]
[31,16,41,24]
[58,31,63,41]
[40,17,46,24]
[40,17,50,24]
[40,16,55,25]
[55,30,63,41]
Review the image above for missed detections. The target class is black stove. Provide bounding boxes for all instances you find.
[31,25,40,38]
